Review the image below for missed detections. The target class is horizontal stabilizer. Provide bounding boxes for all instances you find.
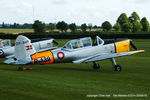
[6,55,15,59]
[4,58,31,65]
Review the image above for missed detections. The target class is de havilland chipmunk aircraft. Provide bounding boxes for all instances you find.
[4,35,144,71]
[0,37,58,58]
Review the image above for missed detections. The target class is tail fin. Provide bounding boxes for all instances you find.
[15,35,36,60]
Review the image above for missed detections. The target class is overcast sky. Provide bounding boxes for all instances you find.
[0,0,150,25]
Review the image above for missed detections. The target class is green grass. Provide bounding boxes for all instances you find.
[0,28,150,35]
[0,28,33,34]
[0,39,150,100]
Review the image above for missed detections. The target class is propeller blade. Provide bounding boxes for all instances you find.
[130,40,137,50]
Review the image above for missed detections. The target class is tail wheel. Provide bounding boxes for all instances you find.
[114,65,122,71]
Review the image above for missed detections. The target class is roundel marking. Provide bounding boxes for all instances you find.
[57,52,65,60]
[0,49,4,56]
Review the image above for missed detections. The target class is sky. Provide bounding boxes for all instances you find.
[0,0,150,25]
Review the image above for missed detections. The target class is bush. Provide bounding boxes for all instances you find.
[0,31,150,39]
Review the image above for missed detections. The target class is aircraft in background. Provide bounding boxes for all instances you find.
[0,37,58,58]
[4,35,144,71]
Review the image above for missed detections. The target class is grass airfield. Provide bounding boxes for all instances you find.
[0,39,150,100]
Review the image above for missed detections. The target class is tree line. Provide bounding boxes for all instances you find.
[102,12,149,32]
[1,22,33,29]
[1,11,149,34]
[32,12,150,34]
[32,20,91,34]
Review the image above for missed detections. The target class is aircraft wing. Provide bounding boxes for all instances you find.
[73,50,145,63]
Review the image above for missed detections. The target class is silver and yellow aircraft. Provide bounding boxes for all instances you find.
[0,37,58,58]
[4,35,144,71]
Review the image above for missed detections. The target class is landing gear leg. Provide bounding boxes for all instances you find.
[93,62,100,70]
[111,58,122,71]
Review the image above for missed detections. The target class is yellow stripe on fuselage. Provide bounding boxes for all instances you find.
[115,40,130,53]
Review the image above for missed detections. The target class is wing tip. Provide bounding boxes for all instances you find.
[129,50,145,55]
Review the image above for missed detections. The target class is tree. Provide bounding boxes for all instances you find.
[128,12,141,32]
[93,25,98,29]
[32,20,45,34]
[88,24,92,31]
[22,23,33,29]
[132,21,142,32]
[122,22,133,32]
[81,23,87,32]
[117,13,128,27]
[69,23,77,32]
[129,12,140,23]
[48,23,56,32]
[13,23,17,28]
[56,21,68,32]
[9,23,20,28]
[2,22,6,28]
[140,17,149,31]
[101,21,112,31]
[113,23,121,31]
[13,23,20,28]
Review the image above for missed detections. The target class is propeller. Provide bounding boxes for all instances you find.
[130,39,137,50]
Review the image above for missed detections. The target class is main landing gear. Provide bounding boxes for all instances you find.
[93,58,122,71]
[93,62,100,70]
[111,58,122,71]
[17,66,32,71]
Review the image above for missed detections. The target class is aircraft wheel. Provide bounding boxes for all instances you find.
[114,65,122,71]
[93,62,100,70]
[18,67,23,71]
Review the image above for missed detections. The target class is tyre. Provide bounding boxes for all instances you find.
[114,65,122,71]
[93,62,100,70]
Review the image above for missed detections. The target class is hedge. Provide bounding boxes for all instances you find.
[0,31,150,39]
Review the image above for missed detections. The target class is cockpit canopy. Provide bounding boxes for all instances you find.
[0,39,11,48]
[63,36,104,49]
[63,37,92,49]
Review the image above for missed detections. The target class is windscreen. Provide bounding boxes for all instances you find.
[0,40,11,48]
[81,38,92,47]
[63,37,92,49]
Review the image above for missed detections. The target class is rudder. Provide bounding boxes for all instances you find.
[15,35,36,60]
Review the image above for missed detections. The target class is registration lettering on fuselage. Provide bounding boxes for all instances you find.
[31,51,54,64]
[33,56,51,64]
